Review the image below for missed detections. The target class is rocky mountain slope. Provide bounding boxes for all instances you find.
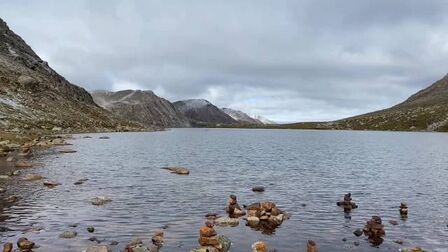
[173,99,237,126]
[221,108,263,124]
[0,17,140,134]
[91,90,190,128]
[287,73,448,131]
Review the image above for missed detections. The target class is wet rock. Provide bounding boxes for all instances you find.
[400,202,408,217]
[87,226,95,233]
[337,193,358,212]
[354,241,360,246]
[0,188,5,193]
[68,223,78,228]
[88,236,100,243]
[161,167,190,175]
[6,196,18,203]
[15,161,33,168]
[192,235,231,252]
[60,230,78,239]
[244,201,286,234]
[394,239,404,245]
[59,149,77,153]
[23,174,43,181]
[99,136,110,139]
[252,186,265,192]
[83,136,92,139]
[17,237,35,250]
[43,181,61,188]
[11,170,21,176]
[307,240,317,252]
[86,245,112,252]
[151,231,164,246]
[6,157,15,162]
[247,216,260,225]
[0,175,10,180]
[3,242,12,252]
[342,238,347,242]
[0,226,12,232]
[363,216,385,246]
[353,228,363,237]
[252,241,268,252]
[214,217,239,227]
[90,196,112,206]
[389,220,398,226]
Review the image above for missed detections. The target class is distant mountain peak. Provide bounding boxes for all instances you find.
[174,99,237,126]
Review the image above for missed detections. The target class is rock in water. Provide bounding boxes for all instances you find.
[307,240,317,252]
[161,167,190,175]
[90,196,112,206]
[251,241,268,252]
[17,237,34,250]
[59,149,77,153]
[86,245,112,252]
[87,226,95,233]
[23,174,43,181]
[252,186,265,192]
[43,181,61,188]
[214,217,240,227]
[400,202,408,217]
[3,242,12,252]
[99,136,110,139]
[59,230,77,239]
[15,161,33,168]
[151,231,164,246]
[363,216,385,246]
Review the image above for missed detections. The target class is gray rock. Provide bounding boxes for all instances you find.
[60,230,77,239]
[85,245,111,252]
[90,196,112,206]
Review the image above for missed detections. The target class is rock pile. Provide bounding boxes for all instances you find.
[194,221,231,252]
[226,194,245,217]
[363,216,385,246]
[336,193,358,212]
[245,202,287,234]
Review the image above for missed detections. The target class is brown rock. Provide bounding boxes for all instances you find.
[307,240,317,252]
[252,241,268,252]
[252,186,265,192]
[151,231,164,246]
[3,242,13,252]
[43,181,61,188]
[17,237,34,250]
[161,166,189,175]
[15,161,33,168]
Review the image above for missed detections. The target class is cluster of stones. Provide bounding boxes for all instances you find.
[226,194,245,217]
[191,221,231,252]
[363,216,385,246]
[336,193,358,212]
[245,201,286,233]
[123,231,164,252]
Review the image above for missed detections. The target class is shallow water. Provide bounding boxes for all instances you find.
[1,128,448,251]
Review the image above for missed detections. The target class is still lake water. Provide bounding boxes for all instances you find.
[1,128,448,251]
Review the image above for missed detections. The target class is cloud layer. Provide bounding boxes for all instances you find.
[1,0,448,122]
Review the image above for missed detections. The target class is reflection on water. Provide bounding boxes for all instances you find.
[1,129,448,251]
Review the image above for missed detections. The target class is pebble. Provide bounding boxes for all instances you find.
[11,170,21,176]
[394,239,404,245]
[59,230,77,239]
[389,220,399,226]
[89,236,100,243]
[353,228,363,237]
[354,241,360,246]
[87,226,95,233]
[214,217,240,227]
[43,181,61,188]
[6,157,15,162]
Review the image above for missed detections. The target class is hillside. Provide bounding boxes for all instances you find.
[286,74,448,132]
[221,108,263,124]
[91,90,190,128]
[173,99,237,126]
[0,17,140,134]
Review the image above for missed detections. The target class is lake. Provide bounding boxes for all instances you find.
[1,128,448,251]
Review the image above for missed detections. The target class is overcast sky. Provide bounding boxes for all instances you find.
[1,0,448,122]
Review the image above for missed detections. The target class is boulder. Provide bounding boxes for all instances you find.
[161,167,190,175]
[17,237,35,250]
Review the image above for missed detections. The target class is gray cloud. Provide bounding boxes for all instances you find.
[1,0,448,122]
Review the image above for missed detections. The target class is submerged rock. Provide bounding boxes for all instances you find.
[60,230,77,239]
[23,174,43,181]
[151,231,164,247]
[15,161,33,168]
[244,201,287,234]
[214,217,240,227]
[400,202,408,217]
[43,181,61,188]
[389,220,398,226]
[161,167,190,175]
[74,178,89,185]
[87,226,95,233]
[3,242,12,252]
[363,216,385,246]
[99,136,110,139]
[59,149,77,153]
[90,196,112,206]
[86,245,112,252]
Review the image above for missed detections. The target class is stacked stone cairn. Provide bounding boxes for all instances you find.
[363,216,385,246]
[336,193,358,212]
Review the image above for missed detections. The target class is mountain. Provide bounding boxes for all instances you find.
[173,99,237,126]
[91,90,190,128]
[221,108,263,124]
[286,73,448,132]
[0,18,139,133]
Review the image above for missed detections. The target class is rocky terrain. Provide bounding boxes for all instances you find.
[0,17,142,141]
[286,73,448,132]
[174,99,238,126]
[221,108,263,125]
[91,90,190,128]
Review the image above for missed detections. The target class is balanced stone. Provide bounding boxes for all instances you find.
[337,193,358,212]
